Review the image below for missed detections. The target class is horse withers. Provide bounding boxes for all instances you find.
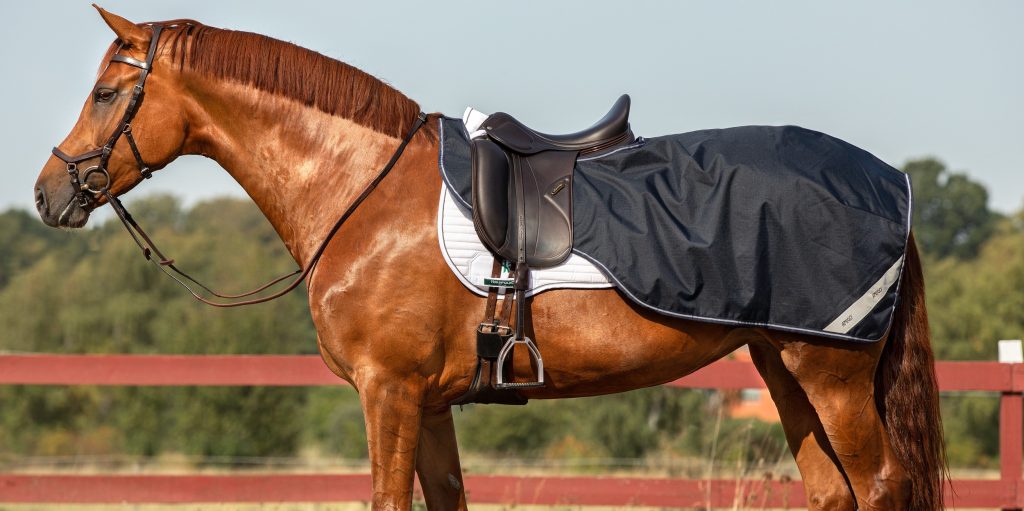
[33,7,946,510]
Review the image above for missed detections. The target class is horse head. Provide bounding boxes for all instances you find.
[34,6,189,228]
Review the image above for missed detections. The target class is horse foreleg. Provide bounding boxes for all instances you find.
[415,406,468,510]
[749,342,855,511]
[774,336,910,510]
[359,376,425,511]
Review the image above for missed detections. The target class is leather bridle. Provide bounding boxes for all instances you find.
[52,24,165,208]
[50,24,427,307]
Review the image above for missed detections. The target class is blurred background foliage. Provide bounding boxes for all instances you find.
[0,156,1017,471]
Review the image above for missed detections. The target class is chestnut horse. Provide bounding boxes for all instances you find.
[34,8,946,510]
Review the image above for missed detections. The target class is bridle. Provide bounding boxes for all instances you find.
[52,24,165,208]
[50,24,427,307]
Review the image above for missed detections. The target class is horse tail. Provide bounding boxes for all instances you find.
[875,232,948,510]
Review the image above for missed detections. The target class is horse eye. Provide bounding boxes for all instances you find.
[94,89,117,104]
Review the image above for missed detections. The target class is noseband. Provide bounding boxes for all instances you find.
[52,24,165,208]
[49,23,427,307]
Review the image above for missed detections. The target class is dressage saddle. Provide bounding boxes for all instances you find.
[471,94,634,269]
[456,95,634,402]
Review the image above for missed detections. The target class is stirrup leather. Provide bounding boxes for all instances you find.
[494,262,545,389]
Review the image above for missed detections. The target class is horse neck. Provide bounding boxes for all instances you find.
[181,77,409,266]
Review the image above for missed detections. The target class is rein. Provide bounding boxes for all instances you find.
[51,23,428,307]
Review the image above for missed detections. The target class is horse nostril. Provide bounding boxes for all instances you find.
[35,187,48,214]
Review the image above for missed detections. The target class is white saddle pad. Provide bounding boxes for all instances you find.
[436,186,613,297]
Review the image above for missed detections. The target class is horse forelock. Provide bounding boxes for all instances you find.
[150,21,423,140]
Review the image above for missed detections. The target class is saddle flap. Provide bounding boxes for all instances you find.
[521,151,576,266]
[467,96,635,269]
[471,139,514,253]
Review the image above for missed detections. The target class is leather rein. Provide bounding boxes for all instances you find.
[51,23,427,307]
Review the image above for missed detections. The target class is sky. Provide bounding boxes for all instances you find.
[5,0,1023,216]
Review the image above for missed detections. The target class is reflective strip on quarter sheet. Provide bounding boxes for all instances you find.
[823,255,905,334]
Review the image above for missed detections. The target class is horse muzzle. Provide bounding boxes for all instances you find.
[35,179,92,229]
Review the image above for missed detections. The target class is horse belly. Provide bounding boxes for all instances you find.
[517,288,749,398]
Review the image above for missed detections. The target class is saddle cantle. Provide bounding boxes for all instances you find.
[470,94,634,268]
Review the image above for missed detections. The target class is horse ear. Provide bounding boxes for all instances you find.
[93,4,149,49]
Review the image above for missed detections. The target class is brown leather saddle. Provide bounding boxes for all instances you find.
[471,94,634,269]
[454,95,634,404]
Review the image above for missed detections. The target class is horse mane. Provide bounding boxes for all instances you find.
[161,22,422,139]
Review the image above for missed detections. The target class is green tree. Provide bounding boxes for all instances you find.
[925,213,1024,361]
[904,158,998,259]
[923,212,1024,467]
[0,209,85,288]
[0,195,318,460]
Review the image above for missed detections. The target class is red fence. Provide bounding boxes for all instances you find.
[0,354,1020,509]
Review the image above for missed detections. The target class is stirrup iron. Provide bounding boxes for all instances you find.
[495,335,544,389]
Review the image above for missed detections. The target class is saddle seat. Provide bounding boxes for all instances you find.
[471,94,634,269]
[482,94,632,154]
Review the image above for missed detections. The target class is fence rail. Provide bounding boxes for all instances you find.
[0,354,1020,509]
